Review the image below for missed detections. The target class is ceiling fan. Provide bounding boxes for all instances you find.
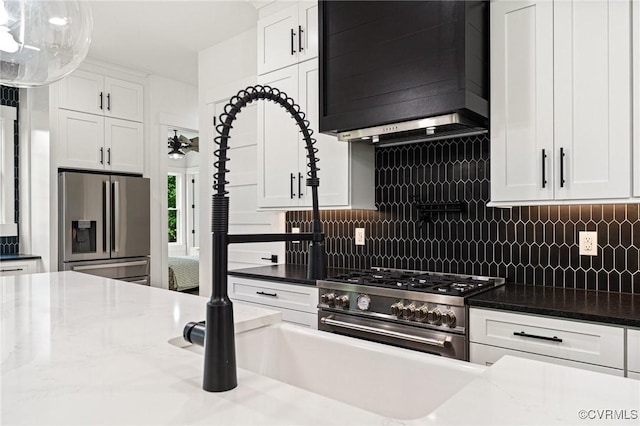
[168,129,199,159]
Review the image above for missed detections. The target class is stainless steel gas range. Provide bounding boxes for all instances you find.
[317,269,505,361]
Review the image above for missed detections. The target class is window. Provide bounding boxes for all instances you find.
[168,173,181,243]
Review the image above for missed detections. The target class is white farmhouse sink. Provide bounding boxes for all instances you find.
[172,322,485,420]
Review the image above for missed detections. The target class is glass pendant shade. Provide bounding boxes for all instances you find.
[0,0,93,88]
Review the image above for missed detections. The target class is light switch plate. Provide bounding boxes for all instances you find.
[579,231,598,256]
[355,228,365,246]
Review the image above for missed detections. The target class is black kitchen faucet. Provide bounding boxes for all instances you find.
[183,85,327,392]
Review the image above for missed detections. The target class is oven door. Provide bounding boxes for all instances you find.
[318,310,466,360]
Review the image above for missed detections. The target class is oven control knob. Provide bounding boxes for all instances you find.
[391,302,405,317]
[415,305,429,322]
[335,295,350,308]
[356,294,371,311]
[321,293,336,306]
[428,309,442,325]
[402,304,416,320]
[444,311,457,328]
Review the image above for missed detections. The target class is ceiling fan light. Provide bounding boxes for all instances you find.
[168,149,185,159]
[168,129,186,159]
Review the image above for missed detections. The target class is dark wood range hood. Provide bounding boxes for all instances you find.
[318,1,489,146]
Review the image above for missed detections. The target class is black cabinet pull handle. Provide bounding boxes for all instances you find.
[560,147,566,188]
[107,148,111,165]
[290,173,295,199]
[100,147,104,164]
[541,149,547,188]
[1,268,24,272]
[107,93,111,111]
[298,172,303,198]
[256,291,277,297]
[261,255,278,263]
[298,25,304,51]
[99,92,103,110]
[291,28,296,54]
[513,331,563,343]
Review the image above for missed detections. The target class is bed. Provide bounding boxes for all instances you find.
[168,255,199,292]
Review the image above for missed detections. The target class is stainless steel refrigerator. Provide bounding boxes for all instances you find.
[58,171,151,285]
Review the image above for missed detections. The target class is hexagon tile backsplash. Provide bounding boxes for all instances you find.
[286,134,640,294]
[0,85,19,255]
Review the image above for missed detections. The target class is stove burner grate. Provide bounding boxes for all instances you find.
[327,269,499,296]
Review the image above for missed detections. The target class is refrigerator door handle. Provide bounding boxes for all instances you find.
[112,181,120,253]
[103,180,109,252]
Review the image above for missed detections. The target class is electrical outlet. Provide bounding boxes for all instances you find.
[355,228,365,246]
[292,227,300,244]
[579,231,598,256]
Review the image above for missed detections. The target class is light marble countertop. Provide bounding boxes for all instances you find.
[2,272,639,425]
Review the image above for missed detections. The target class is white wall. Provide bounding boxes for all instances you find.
[198,27,286,298]
[146,74,198,289]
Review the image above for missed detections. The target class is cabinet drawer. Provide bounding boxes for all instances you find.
[470,308,624,369]
[228,276,318,314]
[629,372,640,380]
[0,260,38,277]
[470,342,624,377]
[628,328,640,373]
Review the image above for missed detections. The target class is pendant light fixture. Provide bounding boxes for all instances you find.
[0,0,93,88]
[168,130,185,159]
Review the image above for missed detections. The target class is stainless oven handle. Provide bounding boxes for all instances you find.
[321,316,449,348]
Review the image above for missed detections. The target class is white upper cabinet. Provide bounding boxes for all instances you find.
[490,0,632,205]
[58,110,105,170]
[257,61,375,210]
[56,68,145,174]
[257,2,318,75]
[490,0,554,203]
[59,70,144,122]
[553,0,631,200]
[104,118,144,174]
[257,65,302,207]
[58,111,144,174]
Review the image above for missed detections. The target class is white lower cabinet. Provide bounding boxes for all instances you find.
[628,328,640,379]
[469,308,625,376]
[227,275,318,329]
[0,259,39,277]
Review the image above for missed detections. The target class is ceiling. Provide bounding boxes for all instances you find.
[86,1,259,85]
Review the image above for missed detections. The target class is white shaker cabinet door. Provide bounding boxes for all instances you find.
[297,2,319,63]
[554,0,631,200]
[297,59,349,208]
[257,65,301,208]
[58,70,104,116]
[103,77,144,122]
[489,0,554,203]
[58,110,105,171]
[257,4,300,75]
[105,118,144,174]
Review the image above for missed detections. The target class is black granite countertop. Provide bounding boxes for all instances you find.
[228,264,351,286]
[469,283,640,328]
[0,254,41,261]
